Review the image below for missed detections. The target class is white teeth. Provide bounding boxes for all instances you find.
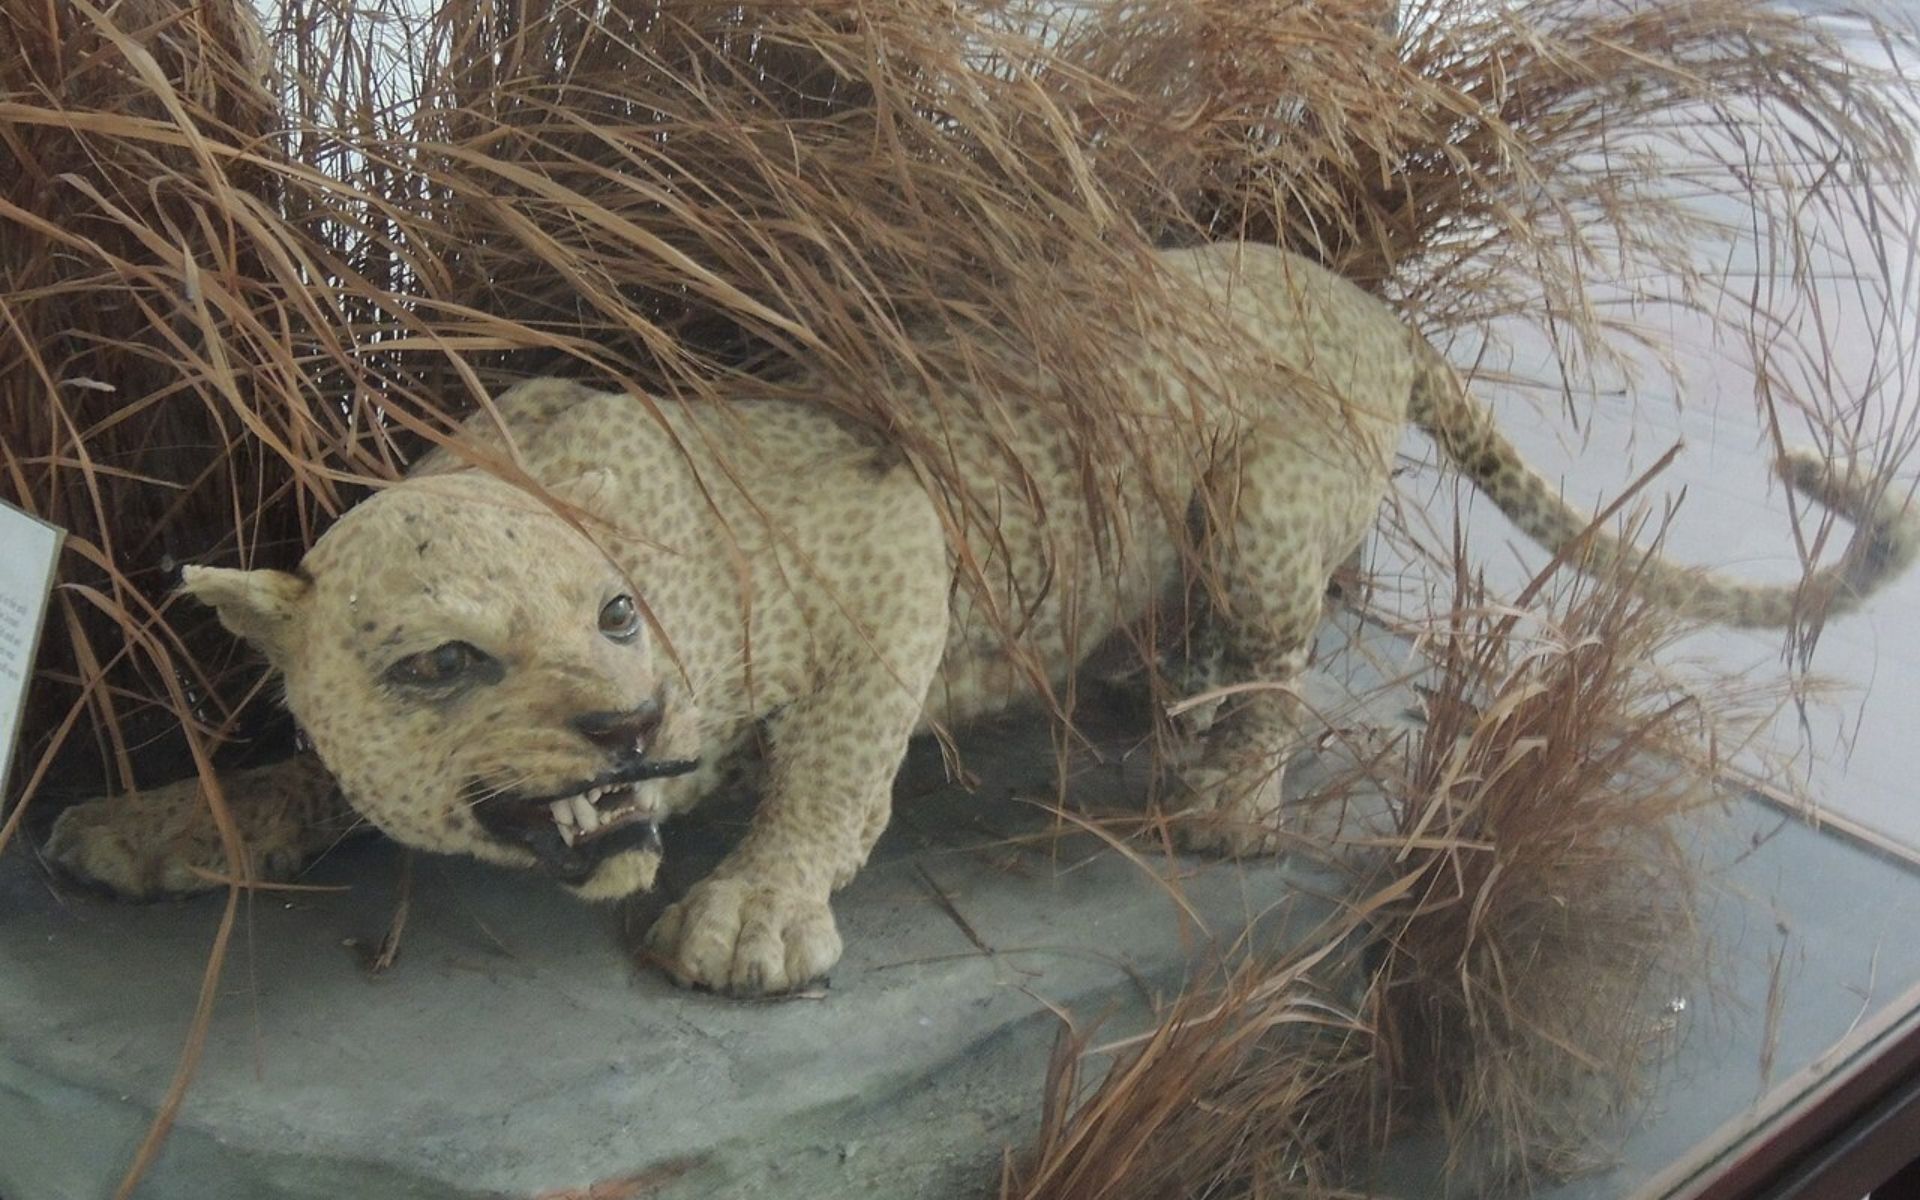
[571,794,600,832]
[551,800,579,847]
[551,799,581,846]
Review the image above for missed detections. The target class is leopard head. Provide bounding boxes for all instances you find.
[183,471,701,901]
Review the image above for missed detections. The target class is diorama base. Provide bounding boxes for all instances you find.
[3,618,1916,1200]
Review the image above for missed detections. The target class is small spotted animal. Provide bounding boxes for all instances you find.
[47,242,1918,994]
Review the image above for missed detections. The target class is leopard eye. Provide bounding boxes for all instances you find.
[388,641,486,687]
[599,594,641,643]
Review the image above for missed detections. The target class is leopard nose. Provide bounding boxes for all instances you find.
[571,701,663,753]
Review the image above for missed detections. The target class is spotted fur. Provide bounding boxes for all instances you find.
[47,242,1916,994]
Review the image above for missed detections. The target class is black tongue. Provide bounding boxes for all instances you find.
[515,821,595,884]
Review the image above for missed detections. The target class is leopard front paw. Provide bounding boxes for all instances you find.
[43,782,306,901]
[644,876,841,996]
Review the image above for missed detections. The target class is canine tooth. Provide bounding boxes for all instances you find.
[571,794,600,831]
[558,825,578,847]
[550,800,575,828]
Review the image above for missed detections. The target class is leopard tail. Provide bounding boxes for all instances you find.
[1406,342,1919,628]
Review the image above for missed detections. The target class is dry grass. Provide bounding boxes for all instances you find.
[1004,520,1772,1197]
[4,0,1918,1193]
[6,0,1916,800]
[1000,932,1379,1200]
[3,0,304,794]
[1367,517,1727,1187]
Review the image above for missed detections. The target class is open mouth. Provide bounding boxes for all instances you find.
[472,756,700,883]
[543,782,658,849]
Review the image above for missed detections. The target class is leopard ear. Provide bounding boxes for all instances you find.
[179,566,310,669]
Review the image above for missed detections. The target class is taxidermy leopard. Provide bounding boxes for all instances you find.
[45,242,1918,995]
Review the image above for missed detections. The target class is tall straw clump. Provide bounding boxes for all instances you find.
[0,0,1194,813]
[6,0,1916,811]
[1001,936,1380,1200]
[0,0,1389,806]
[0,0,315,804]
[1005,531,1762,1198]
[1365,526,1731,1187]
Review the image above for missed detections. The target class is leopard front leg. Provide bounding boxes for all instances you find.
[645,622,948,996]
[44,752,357,899]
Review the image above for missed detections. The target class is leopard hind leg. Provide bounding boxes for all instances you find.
[1171,433,1363,856]
[1170,554,1323,856]
[43,752,356,899]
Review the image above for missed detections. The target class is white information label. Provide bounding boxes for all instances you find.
[0,500,64,799]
